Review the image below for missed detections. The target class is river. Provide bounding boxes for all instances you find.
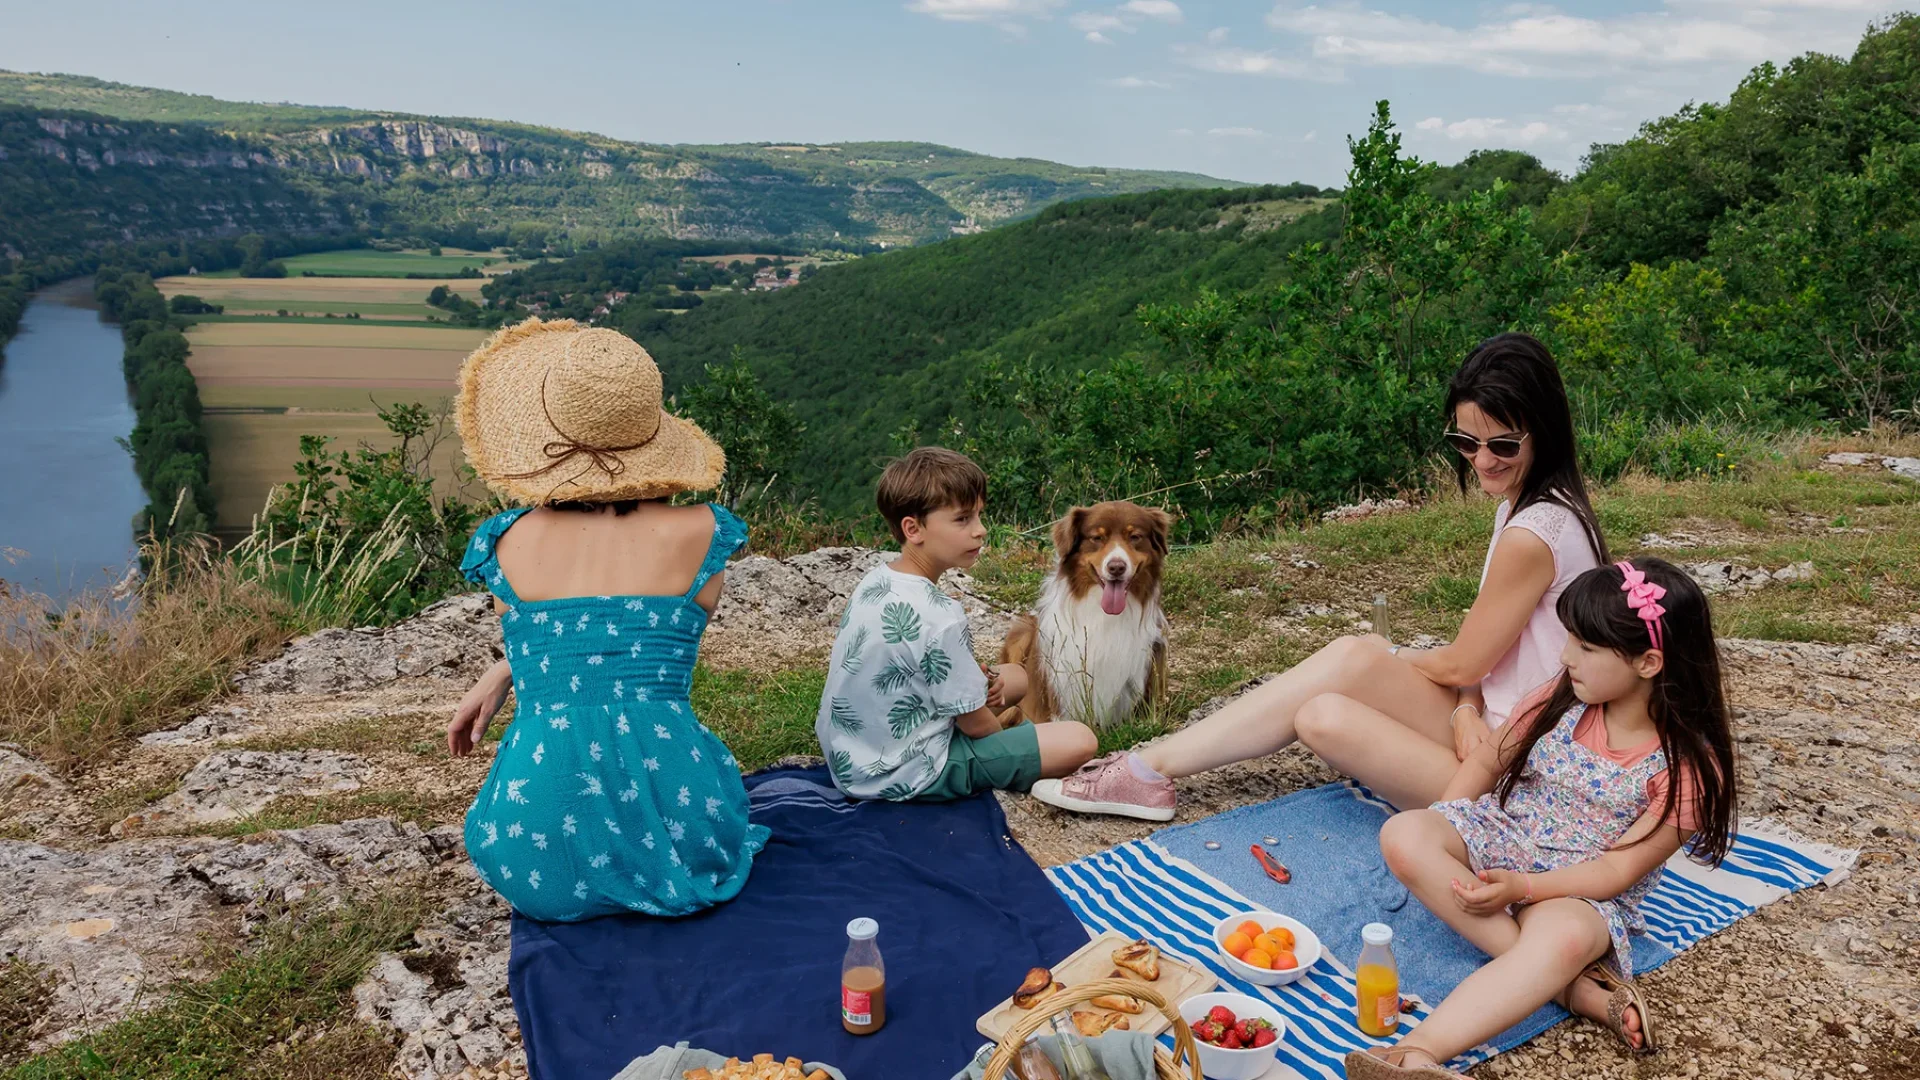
[0,279,147,605]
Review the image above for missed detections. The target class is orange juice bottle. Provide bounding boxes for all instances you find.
[1356,922,1401,1037]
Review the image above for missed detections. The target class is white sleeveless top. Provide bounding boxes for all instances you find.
[1476,498,1602,728]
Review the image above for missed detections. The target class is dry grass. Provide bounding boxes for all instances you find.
[0,539,294,770]
[155,275,493,303]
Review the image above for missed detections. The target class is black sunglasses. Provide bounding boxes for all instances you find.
[1444,430,1530,459]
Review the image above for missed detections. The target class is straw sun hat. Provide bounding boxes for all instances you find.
[455,318,725,505]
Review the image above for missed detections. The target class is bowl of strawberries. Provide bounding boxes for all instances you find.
[1179,992,1285,1080]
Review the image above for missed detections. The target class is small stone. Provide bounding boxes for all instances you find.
[1263,836,1281,846]
[1203,840,1221,851]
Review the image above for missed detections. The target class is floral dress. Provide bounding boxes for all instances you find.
[457,504,768,922]
[1433,701,1668,976]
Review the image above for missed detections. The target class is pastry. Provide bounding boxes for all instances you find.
[1111,939,1161,981]
[1013,966,1065,1009]
[1071,1010,1131,1037]
[1089,990,1144,1014]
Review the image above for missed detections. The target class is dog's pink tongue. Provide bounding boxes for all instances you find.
[1100,579,1129,615]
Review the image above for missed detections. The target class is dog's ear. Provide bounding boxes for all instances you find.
[1051,507,1089,561]
[1145,507,1174,555]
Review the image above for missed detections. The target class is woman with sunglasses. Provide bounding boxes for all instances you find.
[1030,332,1610,820]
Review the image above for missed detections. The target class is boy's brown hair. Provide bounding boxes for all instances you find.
[876,447,987,543]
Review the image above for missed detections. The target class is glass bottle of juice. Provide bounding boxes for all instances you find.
[841,918,886,1036]
[1356,922,1401,1037]
[1372,592,1392,644]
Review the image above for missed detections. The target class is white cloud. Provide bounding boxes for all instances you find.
[1105,75,1174,88]
[906,0,1065,24]
[1412,115,1568,144]
[1071,11,1129,31]
[1208,126,1268,138]
[1171,127,1195,136]
[1120,0,1184,21]
[1087,30,1115,43]
[1260,1,1903,78]
[1206,26,1230,44]
[1172,42,1343,80]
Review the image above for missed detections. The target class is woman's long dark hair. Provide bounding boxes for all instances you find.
[1495,558,1739,866]
[1445,333,1609,564]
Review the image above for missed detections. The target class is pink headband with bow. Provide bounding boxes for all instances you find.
[1616,560,1667,652]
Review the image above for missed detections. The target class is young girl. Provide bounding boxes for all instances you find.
[1341,557,1738,1078]
[443,319,765,922]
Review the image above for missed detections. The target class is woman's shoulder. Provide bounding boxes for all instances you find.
[460,507,534,580]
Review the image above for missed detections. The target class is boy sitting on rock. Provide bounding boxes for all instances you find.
[815,447,1098,800]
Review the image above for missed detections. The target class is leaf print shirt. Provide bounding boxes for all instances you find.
[816,564,990,799]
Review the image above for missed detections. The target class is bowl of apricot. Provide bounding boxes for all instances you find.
[1213,910,1322,987]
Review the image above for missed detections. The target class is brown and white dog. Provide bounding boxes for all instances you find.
[998,501,1172,728]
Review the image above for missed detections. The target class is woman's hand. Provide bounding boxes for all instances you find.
[1451,868,1529,915]
[448,660,512,757]
[1451,703,1492,762]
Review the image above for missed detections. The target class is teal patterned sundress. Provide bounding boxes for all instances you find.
[457,504,768,921]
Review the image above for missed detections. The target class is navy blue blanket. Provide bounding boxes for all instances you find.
[509,767,1090,1080]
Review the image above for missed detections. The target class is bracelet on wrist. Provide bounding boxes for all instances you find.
[1450,703,1481,718]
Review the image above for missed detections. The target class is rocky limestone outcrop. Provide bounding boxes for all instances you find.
[1,818,459,1053]
[355,884,521,1079]
[237,593,503,695]
[112,750,370,836]
[712,545,1011,643]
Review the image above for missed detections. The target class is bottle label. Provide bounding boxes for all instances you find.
[1376,993,1400,1030]
[841,986,872,1026]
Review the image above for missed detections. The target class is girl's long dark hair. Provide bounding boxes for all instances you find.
[1445,333,1610,564]
[1495,557,1739,866]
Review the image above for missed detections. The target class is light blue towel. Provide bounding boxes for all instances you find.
[1048,780,1856,1080]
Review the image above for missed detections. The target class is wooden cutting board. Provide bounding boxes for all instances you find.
[974,930,1217,1042]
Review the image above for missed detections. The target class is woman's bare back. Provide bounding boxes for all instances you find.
[492,502,728,612]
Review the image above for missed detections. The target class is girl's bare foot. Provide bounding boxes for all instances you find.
[1561,971,1645,1050]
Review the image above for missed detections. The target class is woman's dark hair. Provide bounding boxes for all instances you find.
[549,499,642,516]
[1445,333,1609,564]
[1496,557,1739,866]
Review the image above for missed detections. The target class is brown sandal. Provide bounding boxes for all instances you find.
[1343,1046,1455,1079]
[1570,964,1659,1056]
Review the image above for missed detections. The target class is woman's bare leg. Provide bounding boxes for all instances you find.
[1137,635,1457,779]
[1296,695,1462,811]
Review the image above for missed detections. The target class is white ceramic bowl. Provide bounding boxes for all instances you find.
[1180,991,1286,1080]
[1212,910,1323,987]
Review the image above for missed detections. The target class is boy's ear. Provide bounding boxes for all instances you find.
[899,514,923,545]
[1051,507,1088,562]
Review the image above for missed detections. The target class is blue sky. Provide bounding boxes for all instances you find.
[0,1,1904,185]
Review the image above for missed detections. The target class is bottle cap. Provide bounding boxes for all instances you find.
[846,917,878,940]
[1362,922,1393,946]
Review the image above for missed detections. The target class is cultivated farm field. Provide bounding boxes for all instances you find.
[195,247,510,278]
[159,264,499,529]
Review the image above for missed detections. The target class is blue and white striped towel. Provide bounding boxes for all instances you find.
[1045,781,1856,1079]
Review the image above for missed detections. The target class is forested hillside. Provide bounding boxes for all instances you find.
[536,15,1918,533]
[0,71,1247,254]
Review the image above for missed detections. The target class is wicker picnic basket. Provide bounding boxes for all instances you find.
[979,977,1203,1080]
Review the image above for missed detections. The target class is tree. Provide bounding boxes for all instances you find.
[676,347,803,509]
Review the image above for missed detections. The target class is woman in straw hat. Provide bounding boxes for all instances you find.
[443,318,766,920]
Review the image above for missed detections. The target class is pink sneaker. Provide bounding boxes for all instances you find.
[1029,753,1176,821]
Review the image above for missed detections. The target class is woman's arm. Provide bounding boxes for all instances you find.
[1453,807,1687,913]
[448,658,513,757]
[1450,685,1491,762]
[1402,527,1556,688]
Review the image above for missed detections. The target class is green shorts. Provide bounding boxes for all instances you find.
[913,722,1044,802]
